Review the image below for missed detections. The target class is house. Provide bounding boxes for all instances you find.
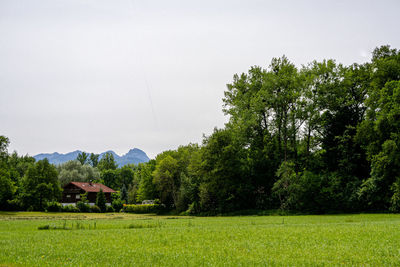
[61,182,116,206]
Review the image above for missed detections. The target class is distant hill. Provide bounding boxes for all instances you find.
[33,148,150,166]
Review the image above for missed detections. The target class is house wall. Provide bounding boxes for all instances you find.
[61,184,113,203]
[62,184,84,203]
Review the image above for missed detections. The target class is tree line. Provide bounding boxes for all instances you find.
[1,45,399,214]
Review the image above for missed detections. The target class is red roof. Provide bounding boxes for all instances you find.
[68,182,116,193]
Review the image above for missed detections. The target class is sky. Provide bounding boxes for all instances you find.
[0,0,399,159]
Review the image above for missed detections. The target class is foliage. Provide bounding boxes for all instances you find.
[76,152,89,165]
[90,205,101,213]
[117,166,134,189]
[112,199,124,212]
[153,154,179,207]
[76,193,91,212]
[76,202,90,212]
[0,168,16,210]
[45,201,62,212]
[100,169,119,190]
[1,45,400,215]
[198,128,251,213]
[106,205,115,212]
[96,189,106,212]
[61,204,79,212]
[57,160,100,186]
[89,153,100,167]
[272,161,300,210]
[120,184,128,204]
[18,159,61,211]
[0,135,9,162]
[122,204,161,214]
[127,183,139,204]
[98,152,118,171]
[152,145,201,212]
[7,152,35,183]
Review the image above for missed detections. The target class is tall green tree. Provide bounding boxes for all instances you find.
[57,160,100,186]
[0,136,9,163]
[223,57,304,208]
[98,152,118,171]
[117,165,134,189]
[96,188,106,212]
[136,161,157,203]
[101,170,119,190]
[198,128,251,212]
[0,168,15,210]
[120,184,128,204]
[89,153,100,168]
[76,152,89,165]
[18,159,61,210]
[7,152,35,183]
[356,46,400,211]
[153,153,179,207]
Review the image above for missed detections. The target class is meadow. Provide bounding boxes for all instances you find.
[1,212,400,266]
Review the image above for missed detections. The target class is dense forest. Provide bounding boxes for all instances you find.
[1,45,400,214]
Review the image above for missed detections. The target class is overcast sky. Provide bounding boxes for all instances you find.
[1,0,399,159]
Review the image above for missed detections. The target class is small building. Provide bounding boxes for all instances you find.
[61,182,116,206]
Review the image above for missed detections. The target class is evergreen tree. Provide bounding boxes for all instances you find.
[98,152,118,171]
[89,153,100,168]
[120,184,128,204]
[76,152,89,165]
[96,188,106,212]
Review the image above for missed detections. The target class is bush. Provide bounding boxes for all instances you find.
[112,199,123,212]
[106,205,115,213]
[122,204,161,214]
[46,201,62,212]
[96,189,106,213]
[38,225,50,230]
[90,205,101,213]
[61,205,79,213]
[6,199,22,211]
[76,201,91,212]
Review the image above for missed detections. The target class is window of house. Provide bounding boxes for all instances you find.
[76,195,80,199]
[66,194,71,198]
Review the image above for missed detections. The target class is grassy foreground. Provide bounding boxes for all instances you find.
[0,212,400,266]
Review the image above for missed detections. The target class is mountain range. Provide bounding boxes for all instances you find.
[33,148,150,167]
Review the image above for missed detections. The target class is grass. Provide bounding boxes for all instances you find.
[1,212,400,266]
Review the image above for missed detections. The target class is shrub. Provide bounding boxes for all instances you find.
[106,205,115,213]
[112,199,123,212]
[90,205,101,213]
[122,204,161,214]
[46,201,62,212]
[38,225,50,230]
[61,205,79,213]
[96,189,106,213]
[6,199,22,211]
[76,201,91,213]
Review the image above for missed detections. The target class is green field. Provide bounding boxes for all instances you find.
[1,212,400,266]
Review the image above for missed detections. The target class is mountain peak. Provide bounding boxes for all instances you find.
[126,148,146,155]
[34,148,150,166]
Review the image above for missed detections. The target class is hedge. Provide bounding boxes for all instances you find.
[122,204,161,214]
[46,201,62,212]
